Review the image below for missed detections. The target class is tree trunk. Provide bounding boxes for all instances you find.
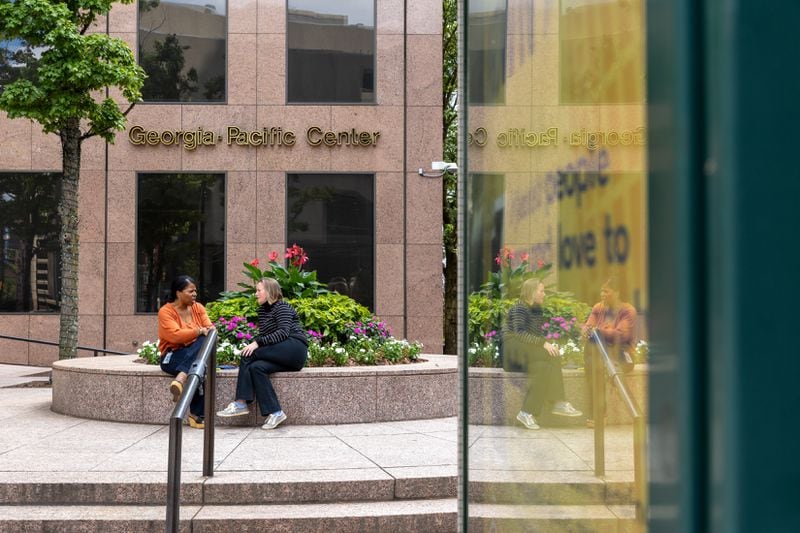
[443,244,458,355]
[58,119,81,359]
[443,173,458,355]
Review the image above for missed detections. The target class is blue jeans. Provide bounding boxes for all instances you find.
[160,336,205,418]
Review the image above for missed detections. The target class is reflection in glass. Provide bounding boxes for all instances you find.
[560,0,645,103]
[136,173,225,312]
[0,173,61,312]
[0,38,43,93]
[138,0,227,102]
[287,174,374,309]
[464,0,648,529]
[287,0,375,103]
[467,0,506,104]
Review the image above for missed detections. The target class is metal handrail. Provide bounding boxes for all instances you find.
[589,330,647,524]
[166,329,217,533]
[0,333,128,357]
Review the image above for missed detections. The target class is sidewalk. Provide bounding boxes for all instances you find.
[0,363,634,478]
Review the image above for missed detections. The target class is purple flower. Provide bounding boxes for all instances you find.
[546,334,552,339]
[543,322,550,328]
[236,332,244,339]
[245,333,252,340]
[227,324,235,332]
[248,322,255,328]
[219,317,227,324]
[553,333,560,339]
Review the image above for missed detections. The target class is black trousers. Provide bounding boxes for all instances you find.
[235,337,307,416]
[160,336,206,418]
[505,338,566,416]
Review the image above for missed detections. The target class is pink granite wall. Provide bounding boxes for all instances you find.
[0,0,444,364]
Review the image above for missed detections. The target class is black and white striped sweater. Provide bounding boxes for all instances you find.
[255,300,308,346]
[502,303,546,347]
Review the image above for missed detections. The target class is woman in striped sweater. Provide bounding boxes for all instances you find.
[503,278,582,429]
[216,278,308,429]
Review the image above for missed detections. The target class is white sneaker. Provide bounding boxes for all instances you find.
[262,411,287,430]
[551,401,583,417]
[516,410,539,430]
[216,402,249,417]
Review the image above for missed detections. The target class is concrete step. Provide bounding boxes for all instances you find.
[0,469,457,505]
[0,502,639,533]
[469,470,635,505]
[0,500,458,533]
[469,503,640,533]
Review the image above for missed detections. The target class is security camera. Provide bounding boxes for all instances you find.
[431,161,458,172]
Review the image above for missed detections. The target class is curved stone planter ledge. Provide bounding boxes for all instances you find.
[52,354,457,426]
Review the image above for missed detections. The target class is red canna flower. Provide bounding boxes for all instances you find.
[268,251,279,262]
[520,252,529,262]
[250,258,259,266]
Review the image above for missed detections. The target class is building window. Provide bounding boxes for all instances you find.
[136,173,225,313]
[287,0,375,103]
[559,0,644,104]
[287,174,374,309]
[0,37,42,93]
[138,0,227,102]
[467,173,504,293]
[468,0,507,105]
[0,173,61,312]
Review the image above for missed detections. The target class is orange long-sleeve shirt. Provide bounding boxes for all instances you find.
[583,301,637,354]
[157,302,213,356]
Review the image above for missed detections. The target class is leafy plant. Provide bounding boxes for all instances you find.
[288,293,372,343]
[137,340,160,365]
[215,315,257,346]
[206,296,259,322]
[479,247,552,300]
[239,245,329,300]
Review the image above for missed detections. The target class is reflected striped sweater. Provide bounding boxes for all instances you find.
[502,303,547,347]
[255,300,308,347]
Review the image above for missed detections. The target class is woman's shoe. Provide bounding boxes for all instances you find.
[262,411,287,430]
[187,413,204,429]
[217,402,249,417]
[516,410,540,430]
[169,380,183,402]
[551,401,583,417]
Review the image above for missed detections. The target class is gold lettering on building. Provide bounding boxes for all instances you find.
[128,125,381,149]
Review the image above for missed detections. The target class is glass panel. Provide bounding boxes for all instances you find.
[287,173,374,309]
[287,0,375,103]
[136,173,225,312]
[464,0,648,529]
[0,38,43,93]
[0,173,61,312]
[467,0,506,105]
[138,0,227,102]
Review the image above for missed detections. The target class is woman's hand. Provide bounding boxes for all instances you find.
[240,341,259,358]
[543,341,560,357]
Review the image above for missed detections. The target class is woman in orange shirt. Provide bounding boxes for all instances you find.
[157,275,214,429]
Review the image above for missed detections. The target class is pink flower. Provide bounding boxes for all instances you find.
[268,251,279,262]
[520,252,529,262]
[236,332,244,339]
[245,333,252,340]
[553,333,560,339]
[248,322,255,328]
[537,259,545,269]
[250,258,260,266]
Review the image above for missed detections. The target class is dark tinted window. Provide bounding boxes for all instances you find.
[287,174,374,309]
[136,173,225,312]
[287,0,375,103]
[138,0,227,102]
[468,0,506,105]
[0,173,61,312]
[467,173,504,293]
[0,38,42,93]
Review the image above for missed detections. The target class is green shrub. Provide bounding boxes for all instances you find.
[288,293,372,343]
[206,296,258,322]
